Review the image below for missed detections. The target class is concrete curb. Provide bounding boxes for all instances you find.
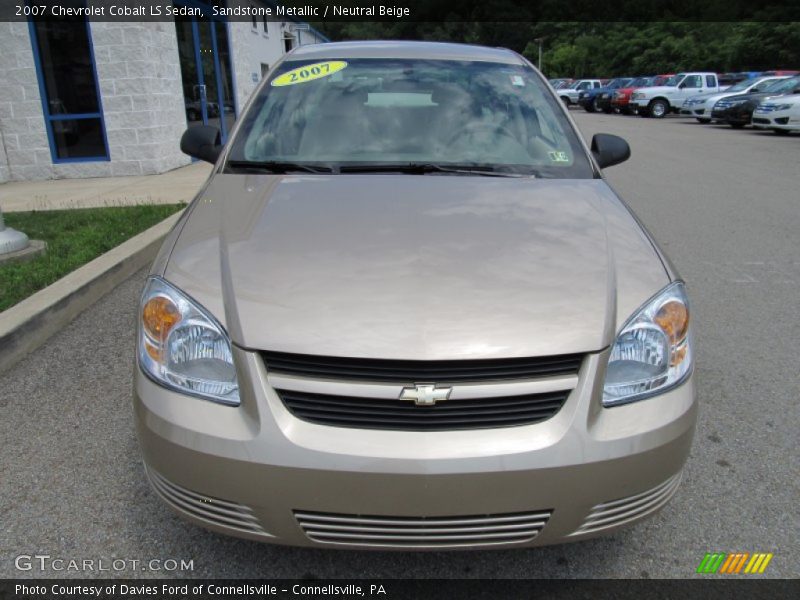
[0,210,183,375]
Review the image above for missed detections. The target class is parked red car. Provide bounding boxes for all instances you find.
[611,74,674,114]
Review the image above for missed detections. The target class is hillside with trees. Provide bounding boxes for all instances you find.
[315,21,800,77]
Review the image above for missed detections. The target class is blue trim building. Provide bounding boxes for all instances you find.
[0,1,326,182]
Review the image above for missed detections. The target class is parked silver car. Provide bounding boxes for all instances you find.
[134,41,696,549]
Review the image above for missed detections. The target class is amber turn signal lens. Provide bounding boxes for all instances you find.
[655,300,689,344]
[142,296,181,341]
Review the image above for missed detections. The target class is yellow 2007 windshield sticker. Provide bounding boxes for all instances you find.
[271,61,348,87]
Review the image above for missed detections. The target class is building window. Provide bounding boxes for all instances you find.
[28,16,108,162]
[262,15,269,36]
[283,35,294,53]
[261,63,270,78]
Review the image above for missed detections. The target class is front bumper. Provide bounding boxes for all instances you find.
[679,106,707,116]
[752,113,798,131]
[711,105,754,124]
[134,349,697,550]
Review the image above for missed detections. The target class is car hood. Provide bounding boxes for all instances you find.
[721,91,791,104]
[161,175,670,360]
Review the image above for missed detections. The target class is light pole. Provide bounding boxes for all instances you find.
[534,37,545,73]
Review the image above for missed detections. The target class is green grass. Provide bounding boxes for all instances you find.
[0,204,185,312]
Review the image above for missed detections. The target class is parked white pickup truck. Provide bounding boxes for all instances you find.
[629,73,724,118]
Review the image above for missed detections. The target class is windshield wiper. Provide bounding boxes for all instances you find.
[338,163,531,178]
[226,160,335,174]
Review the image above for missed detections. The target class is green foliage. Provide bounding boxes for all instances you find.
[314,21,800,77]
[0,204,185,312]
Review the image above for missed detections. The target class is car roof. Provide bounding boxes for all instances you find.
[286,41,524,65]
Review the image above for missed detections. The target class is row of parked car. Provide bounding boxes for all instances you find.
[549,72,800,134]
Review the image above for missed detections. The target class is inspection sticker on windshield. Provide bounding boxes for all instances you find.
[271,61,348,87]
[549,151,570,163]
[510,75,525,87]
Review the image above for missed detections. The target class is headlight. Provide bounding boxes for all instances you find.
[603,282,692,407]
[138,277,239,405]
[772,104,792,111]
[632,92,645,100]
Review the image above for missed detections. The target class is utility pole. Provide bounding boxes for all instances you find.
[534,37,546,74]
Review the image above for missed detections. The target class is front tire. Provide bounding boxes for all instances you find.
[648,99,669,118]
[696,118,711,124]
[773,128,789,136]
[730,122,745,129]
[560,96,570,107]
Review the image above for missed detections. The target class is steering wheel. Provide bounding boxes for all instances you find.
[446,121,521,148]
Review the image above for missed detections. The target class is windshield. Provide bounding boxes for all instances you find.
[726,78,758,93]
[763,77,800,93]
[227,58,594,178]
[630,77,651,87]
[607,78,632,89]
[663,74,683,86]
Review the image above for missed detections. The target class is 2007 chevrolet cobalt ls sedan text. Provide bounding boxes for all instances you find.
[134,41,696,549]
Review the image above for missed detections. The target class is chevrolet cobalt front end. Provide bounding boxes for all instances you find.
[134,41,696,549]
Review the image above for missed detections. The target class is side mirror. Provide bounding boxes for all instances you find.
[180,125,222,164]
[591,133,631,169]
[678,82,686,89]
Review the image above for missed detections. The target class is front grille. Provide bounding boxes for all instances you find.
[714,100,734,109]
[570,471,682,536]
[278,389,569,430]
[145,467,267,536]
[295,510,552,548]
[261,350,584,383]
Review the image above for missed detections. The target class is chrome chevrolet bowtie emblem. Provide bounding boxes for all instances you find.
[399,384,452,406]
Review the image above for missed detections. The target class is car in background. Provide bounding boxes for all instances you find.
[752,95,800,134]
[761,70,799,76]
[711,76,800,128]
[559,79,603,106]
[578,78,633,113]
[680,76,790,123]
[630,72,724,118]
[611,75,673,114]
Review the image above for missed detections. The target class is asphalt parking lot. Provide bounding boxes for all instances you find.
[1,112,798,579]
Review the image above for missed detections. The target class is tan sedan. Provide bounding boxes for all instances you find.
[134,41,696,549]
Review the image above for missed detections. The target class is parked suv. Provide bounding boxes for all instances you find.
[135,41,696,550]
[630,72,723,118]
[559,79,603,106]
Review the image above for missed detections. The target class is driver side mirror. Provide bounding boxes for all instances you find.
[591,133,631,169]
[678,82,686,89]
[180,125,222,164]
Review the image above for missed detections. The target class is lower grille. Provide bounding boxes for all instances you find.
[145,467,267,536]
[570,471,682,536]
[752,117,770,124]
[278,389,569,430]
[295,510,552,548]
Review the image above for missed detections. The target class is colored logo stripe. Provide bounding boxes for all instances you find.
[697,552,773,574]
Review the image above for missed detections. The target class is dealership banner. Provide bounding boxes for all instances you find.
[2,579,800,599]
[0,0,798,22]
